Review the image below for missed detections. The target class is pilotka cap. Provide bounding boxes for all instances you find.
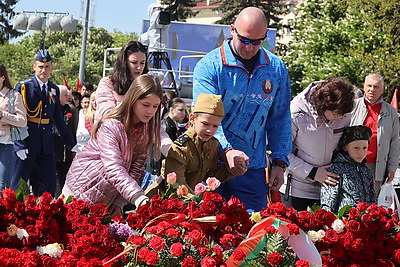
[193,93,224,116]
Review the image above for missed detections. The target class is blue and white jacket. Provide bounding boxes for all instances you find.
[193,38,292,169]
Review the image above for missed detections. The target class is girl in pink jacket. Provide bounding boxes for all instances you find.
[63,74,162,216]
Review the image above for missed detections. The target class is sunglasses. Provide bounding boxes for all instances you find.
[127,43,148,53]
[234,28,267,46]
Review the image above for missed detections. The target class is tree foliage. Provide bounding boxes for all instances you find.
[0,0,24,44]
[0,25,133,88]
[283,0,400,99]
[161,0,199,22]
[214,0,289,31]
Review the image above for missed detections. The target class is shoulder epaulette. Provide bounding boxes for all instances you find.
[174,134,190,146]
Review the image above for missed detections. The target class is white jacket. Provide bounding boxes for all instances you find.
[76,109,91,152]
[280,81,351,199]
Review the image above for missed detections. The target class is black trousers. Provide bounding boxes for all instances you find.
[281,194,320,211]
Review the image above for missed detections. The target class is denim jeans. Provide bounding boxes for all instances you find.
[0,143,15,190]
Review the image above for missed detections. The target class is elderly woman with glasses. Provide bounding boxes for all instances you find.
[279,77,356,211]
[95,40,149,124]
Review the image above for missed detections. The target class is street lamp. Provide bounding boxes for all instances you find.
[13,11,78,49]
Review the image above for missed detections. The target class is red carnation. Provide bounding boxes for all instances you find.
[186,229,203,245]
[268,252,283,266]
[392,249,400,264]
[220,234,236,247]
[170,242,183,257]
[149,236,165,250]
[182,257,197,267]
[145,251,159,265]
[65,113,73,118]
[295,259,310,267]
[324,229,339,245]
[347,220,361,233]
[131,236,146,246]
[348,208,360,219]
[286,223,300,235]
[357,201,369,211]
[232,249,247,262]
[138,247,150,261]
[90,204,108,218]
[166,228,180,238]
[201,257,217,267]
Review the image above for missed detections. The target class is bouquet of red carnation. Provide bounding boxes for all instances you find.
[260,202,400,266]
[122,213,224,267]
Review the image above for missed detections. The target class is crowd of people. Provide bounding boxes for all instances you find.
[0,7,398,217]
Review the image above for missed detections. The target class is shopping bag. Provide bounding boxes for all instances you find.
[377,182,400,221]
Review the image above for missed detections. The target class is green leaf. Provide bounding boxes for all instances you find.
[308,204,321,213]
[101,215,112,225]
[14,178,30,202]
[65,195,74,204]
[337,205,351,219]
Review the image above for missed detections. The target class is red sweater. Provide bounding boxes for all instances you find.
[363,99,382,164]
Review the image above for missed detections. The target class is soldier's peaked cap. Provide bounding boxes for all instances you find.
[35,49,52,63]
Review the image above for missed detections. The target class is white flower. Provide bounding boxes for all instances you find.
[16,228,29,240]
[307,230,320,242]
[331,219,345,234]
[307,230,325,242]
[36,243,63,259]
[317,229,326,240]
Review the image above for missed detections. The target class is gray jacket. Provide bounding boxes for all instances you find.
[280,81,351,199]
[350,98,400,181]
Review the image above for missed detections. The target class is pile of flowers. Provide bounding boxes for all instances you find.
[1,175,400,266]
[259,202,400,266]
[0,186,123,266]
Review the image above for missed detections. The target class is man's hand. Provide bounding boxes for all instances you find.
[314,164,339,189]
[16,149,29,160]
[269,166,285,190]
[225,149,249,176]
[385,170,395,183]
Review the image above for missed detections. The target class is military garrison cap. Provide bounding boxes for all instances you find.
[193,93,224,116]
[35,49,52,62]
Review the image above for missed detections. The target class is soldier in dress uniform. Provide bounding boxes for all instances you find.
[145,93,233,197]
[11,49,78,196]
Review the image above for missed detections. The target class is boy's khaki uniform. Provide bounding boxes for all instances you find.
[145,126,233,196]
[145,93,232,197]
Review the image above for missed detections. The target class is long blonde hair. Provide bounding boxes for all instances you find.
[93,74,163,152]
[85,91,96,128]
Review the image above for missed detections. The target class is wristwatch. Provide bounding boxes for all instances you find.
[273,160,287,172]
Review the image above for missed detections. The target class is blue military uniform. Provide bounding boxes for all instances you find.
[11,50,76,196]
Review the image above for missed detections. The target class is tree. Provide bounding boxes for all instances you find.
[0,0,24,44]
[283,0,400,98]
[214,0,288,31]
[3,25,116,87]
[161,0,199,22]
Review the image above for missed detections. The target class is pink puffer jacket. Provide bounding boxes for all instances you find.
[65,118,149,209]
[94,76,124,124]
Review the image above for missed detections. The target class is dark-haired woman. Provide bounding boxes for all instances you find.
[95,40,149,124]
[0,63,27,190]
[279,77,356,211]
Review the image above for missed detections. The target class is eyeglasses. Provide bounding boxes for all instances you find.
[234,28,266,46]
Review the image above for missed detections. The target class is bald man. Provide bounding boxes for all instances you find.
[193,7,292,212]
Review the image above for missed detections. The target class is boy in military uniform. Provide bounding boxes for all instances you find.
[11,49,78,196]
[146,93,233,196]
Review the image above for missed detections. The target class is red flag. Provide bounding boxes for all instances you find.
[391,88,398,110]
[76,78,82,93]
[63,78,71,91]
